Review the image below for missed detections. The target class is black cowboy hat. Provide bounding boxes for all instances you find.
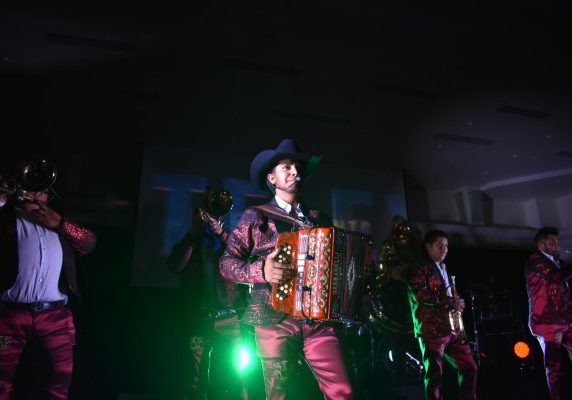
[249,138,321,191]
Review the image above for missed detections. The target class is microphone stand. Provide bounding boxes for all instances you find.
[468,290,480,366]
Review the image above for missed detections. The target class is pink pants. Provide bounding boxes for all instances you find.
[255,316,352,400]
[419,334,478,400]
[534,330,572,400]
[0,305,75,400]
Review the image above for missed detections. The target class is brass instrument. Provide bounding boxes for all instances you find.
[198,186,233,226]
[449,275,468,343]
[370,216,421,335]
[0,157,57,204]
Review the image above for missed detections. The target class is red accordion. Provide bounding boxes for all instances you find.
[271,227,375,323]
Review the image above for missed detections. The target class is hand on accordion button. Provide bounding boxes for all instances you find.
[264,247,296,284]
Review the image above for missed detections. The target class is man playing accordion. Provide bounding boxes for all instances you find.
[219,138,353,399]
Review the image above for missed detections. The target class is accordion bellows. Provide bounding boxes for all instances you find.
[271,227,374,323]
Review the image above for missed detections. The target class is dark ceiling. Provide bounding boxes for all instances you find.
[2,1,571,202]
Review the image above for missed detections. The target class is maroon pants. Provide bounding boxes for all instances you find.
[418,334,478,400]
[0,305,75,400]
[534,330,572,400]
[255,317,352,400]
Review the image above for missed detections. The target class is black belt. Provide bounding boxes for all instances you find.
[0,301,66,313]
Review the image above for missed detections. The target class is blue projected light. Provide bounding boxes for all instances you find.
[222,178,269,230]
[132,151,407,288]
[331,189,373,234]
[150,174,269,252]
[151,174,208,253]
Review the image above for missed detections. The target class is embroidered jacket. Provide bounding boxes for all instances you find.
[525,251,572,337]
[0,204,97,300]
[406,258,455,338]
[219,199,327,326]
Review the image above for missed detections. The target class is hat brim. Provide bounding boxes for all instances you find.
[250,150,321,192]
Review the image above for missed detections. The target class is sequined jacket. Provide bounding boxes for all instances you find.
[219,199,328,326]
[525,251,572,337]
[0,204,97,300]
[406,258,455,338]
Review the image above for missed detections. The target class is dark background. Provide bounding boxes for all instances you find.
[3,1,572,399]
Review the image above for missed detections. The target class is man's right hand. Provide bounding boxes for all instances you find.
[264,247,295,284]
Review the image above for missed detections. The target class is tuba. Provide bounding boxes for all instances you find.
[0,157,57,204]
[369,216,421,335]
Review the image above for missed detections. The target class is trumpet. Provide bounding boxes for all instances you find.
[0,157,57,205]
[198,186,233,232]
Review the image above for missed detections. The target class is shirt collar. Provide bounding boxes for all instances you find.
[274,195,296,214]
[541,251,560,267]
[434,261,445,270]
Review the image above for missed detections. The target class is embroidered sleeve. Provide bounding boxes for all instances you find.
[219,208,268,284]
[55,218,97,256]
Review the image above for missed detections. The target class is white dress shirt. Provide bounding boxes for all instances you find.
[541,251,560,268]
[1,209,66,303]
[274,195,304,219]
[435,262,453,297]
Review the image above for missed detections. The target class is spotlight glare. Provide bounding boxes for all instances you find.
[513,341,530,359]
[237,345,252,371]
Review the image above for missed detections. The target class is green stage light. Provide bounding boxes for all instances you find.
[236,344,253,372]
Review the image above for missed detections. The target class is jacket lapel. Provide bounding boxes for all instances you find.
[0,206,20,292]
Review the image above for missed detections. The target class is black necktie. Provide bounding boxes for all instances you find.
[289,207,301,220]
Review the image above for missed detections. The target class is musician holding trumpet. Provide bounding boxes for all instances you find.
[0,158,97,399]
[219,138,353,399]
[406,229,478,400]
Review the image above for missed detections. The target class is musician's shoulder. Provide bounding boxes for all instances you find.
[242,205,278,224]
[410,259,432,273]
[240,206,259,217]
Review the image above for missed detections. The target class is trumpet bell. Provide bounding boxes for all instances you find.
[18,157,57,192]
[202,186,233,218]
